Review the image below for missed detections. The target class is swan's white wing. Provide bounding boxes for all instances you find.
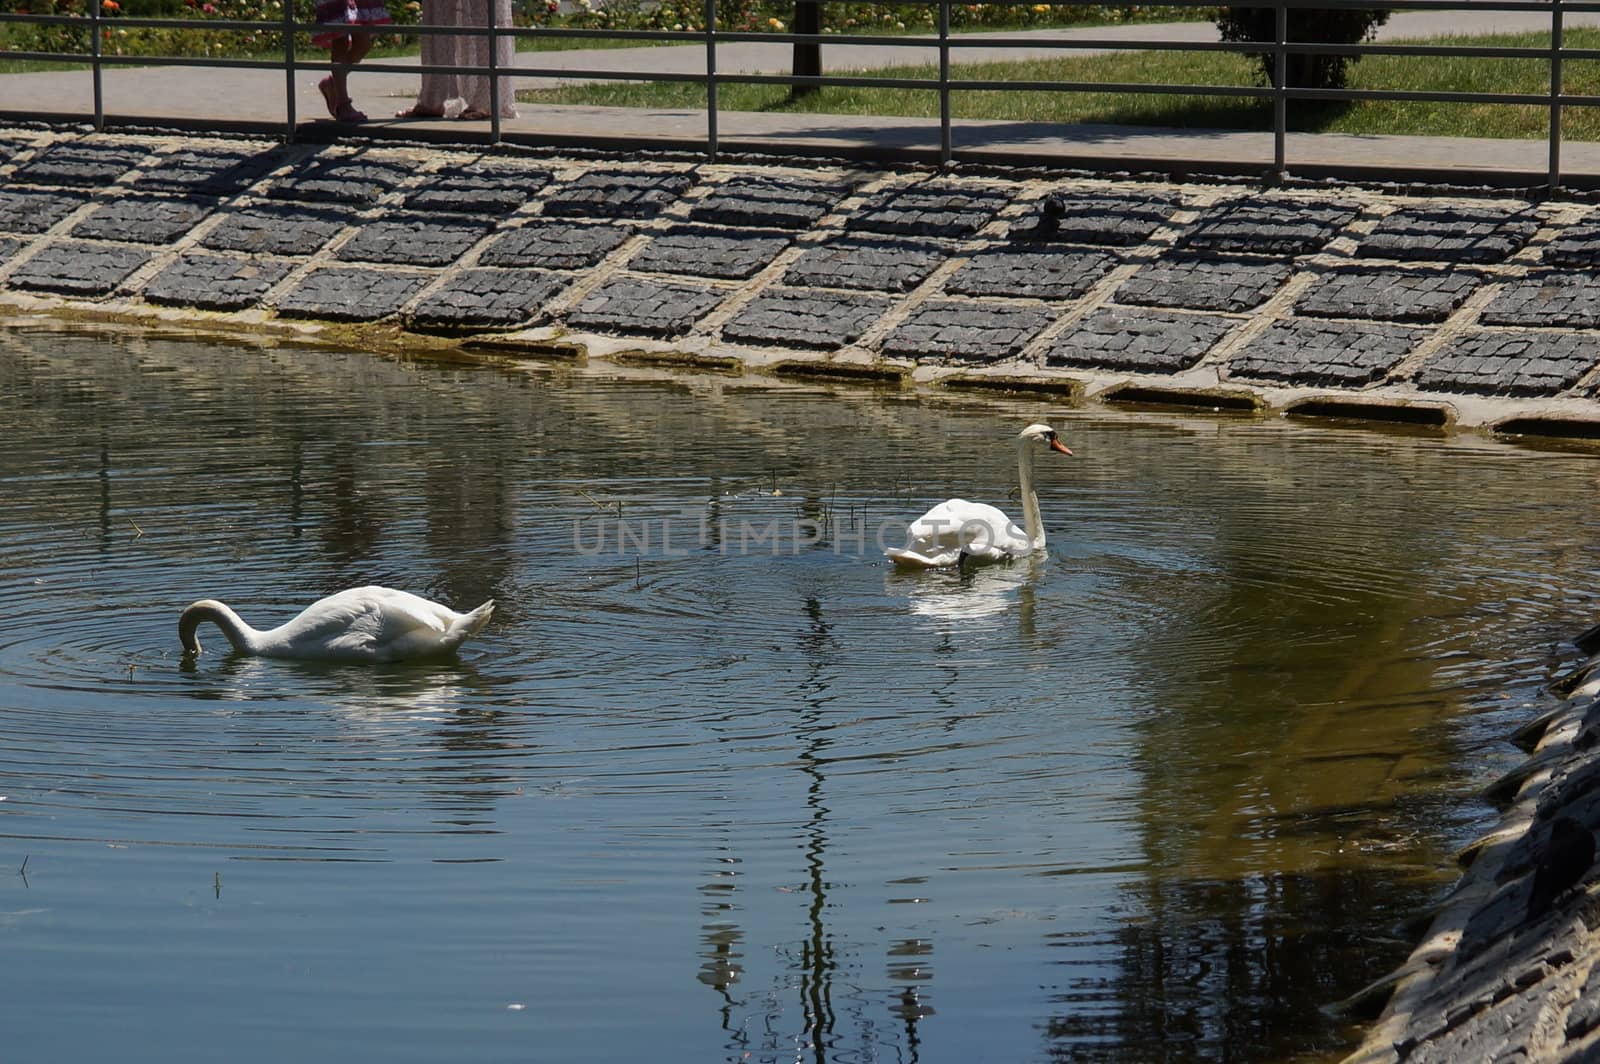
[889,499,1030,568]
[267,587,448,660]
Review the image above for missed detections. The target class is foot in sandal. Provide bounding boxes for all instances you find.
[317,77,341,119]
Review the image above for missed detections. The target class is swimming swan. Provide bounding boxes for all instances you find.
[179,586,495,662]
[886,423,1072,569]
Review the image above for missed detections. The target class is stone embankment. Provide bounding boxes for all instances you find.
[3,125,1600,437]
[1344,635,1600,1064]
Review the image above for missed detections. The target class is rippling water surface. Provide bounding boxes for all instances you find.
[4,328,1599,1063]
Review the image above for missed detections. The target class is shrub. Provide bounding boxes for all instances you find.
[0,0,1182,59]
[1216,5,1389,90]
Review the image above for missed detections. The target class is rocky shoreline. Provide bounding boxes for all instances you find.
[1343,633,1600,1063]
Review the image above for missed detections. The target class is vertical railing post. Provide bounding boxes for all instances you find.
[1550,0,1564,190]
[704,0,718,161]
[488,0,502,144]
[938,0,951,166]
[283,0,297,142]
[1272,2,1287,179]
[90,0,103,130]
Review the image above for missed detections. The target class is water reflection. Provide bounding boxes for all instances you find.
[2,329,1598,1064]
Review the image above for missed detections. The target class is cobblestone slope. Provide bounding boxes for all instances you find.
[5,128,1600,434]
[1345,646,1600,1064]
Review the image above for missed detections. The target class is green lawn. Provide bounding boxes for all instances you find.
[517,28,1600,140]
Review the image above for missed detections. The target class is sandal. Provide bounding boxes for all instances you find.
[395,104,446,119]
[335,102,368,123]
[458,108,491,121]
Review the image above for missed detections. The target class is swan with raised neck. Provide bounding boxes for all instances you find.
[886,423,1072,570]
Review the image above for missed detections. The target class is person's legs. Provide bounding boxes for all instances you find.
[398,1,457,117]
[456,0,516,119]
[325,34,371,122]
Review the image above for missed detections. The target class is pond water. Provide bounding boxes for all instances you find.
[2,327,1599,1063]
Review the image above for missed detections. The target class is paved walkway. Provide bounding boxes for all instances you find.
[3,10,1600,180]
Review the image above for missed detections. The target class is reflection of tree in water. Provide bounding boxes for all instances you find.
[697,593,930,1064]
[320,453,385,564]
[1042,866,1437,1062]
[1040,441,1466,1062]
[422,434,514,619]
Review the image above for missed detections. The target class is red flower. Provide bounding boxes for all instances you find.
[101,0,119,9]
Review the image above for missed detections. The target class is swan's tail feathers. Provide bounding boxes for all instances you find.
[455,600,495,638]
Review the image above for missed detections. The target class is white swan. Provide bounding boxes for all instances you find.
[179,585,495,663]
[886,423,1072,569]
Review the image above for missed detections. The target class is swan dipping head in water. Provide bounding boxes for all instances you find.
[886,423,1072,570]
[179,585,495,663]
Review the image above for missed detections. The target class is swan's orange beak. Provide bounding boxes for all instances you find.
[1050,438,1073,456]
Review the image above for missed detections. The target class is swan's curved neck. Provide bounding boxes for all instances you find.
[1017,443,1044,549]
[179,601,263,655]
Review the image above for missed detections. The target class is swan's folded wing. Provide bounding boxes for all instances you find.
[280,589,444,659]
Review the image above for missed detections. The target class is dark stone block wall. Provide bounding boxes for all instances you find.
[3,128,1600,416]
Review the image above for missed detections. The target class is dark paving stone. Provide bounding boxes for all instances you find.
[1045,308,1234,373]
[405,268,568,331]
[689,175,853,230]
[628,226,791,280]
[721,287,891,350]
[402,161,553,215]
[848,181,1011,239]
[1227,319,1424,387]
[784,237,948,292]
[5,241,151,297]
[130,145,282,196]
[267,154,412,205]
[8,140,151,187]
[1568,962,1600,1042]
[564,275,725,337]
[200,202,353,256]
[1183,197,1360,255]
[0,134,38,163]
[1357,205,1541,264]
[1295,267,1482,323]
[881,299,1052,362]
[1413,331,1599,397]
[541,169,696,220]
[71,194,216,244]
[336,212,496,266]
[1542,222,1600,267]
[1115,254,1292,312]
[944,244,1117,300]
[477,220,632,269]
[1480,271,1600,328]
[0,188,89,234]
[1403,979,1556,1064]
[1008,190,1182,246]
[274,266,433,321]
[141,252,292,311]
[0,236,20,262]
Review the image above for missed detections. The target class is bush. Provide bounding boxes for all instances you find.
[1216,5,1389,90]
[0,0,420,58]
[0,0,1181,58]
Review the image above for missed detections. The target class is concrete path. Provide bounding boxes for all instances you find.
[2,10,1598,181]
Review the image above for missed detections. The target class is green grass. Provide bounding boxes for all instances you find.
[517,27,1600,141]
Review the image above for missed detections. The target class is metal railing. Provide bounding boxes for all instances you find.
[1,0,1597,186]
